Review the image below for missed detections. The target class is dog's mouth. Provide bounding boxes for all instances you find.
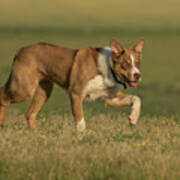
[121,74,139,88]
[127,81,139,87]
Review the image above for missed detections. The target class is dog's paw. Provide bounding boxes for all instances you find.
[28,121,37,129]
[129,95,141,125]
[76,118,86,132]
[129,108,139,125]
[129,116,137,127]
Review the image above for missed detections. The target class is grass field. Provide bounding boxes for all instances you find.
[0,1,180,179]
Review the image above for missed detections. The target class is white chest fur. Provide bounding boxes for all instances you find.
[83,47,120,101]
[83,75,108,100]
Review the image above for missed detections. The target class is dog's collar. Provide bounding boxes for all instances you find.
[110,67,127,89]
[102,47,127,89]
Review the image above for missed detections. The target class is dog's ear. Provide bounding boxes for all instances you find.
[133,39,146,53]
[110,39,124,56]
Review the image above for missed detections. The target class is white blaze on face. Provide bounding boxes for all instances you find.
[130,55,140,81]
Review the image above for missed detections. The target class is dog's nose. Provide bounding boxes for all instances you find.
[134,73,141,81]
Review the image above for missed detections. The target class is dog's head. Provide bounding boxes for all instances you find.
[110,39,145,87]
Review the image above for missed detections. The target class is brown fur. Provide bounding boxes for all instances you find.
[0,43,100,127]
[0,39,145,129]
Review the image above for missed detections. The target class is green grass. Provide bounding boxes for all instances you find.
[0,1,180,179]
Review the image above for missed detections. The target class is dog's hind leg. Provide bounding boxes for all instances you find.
[26,80,53,129]
[0,76,35,127]
[0,105,6,127]
[0,87,10,127]
[105,93,141,125]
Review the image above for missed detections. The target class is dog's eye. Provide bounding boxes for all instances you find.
[121,61,131,70]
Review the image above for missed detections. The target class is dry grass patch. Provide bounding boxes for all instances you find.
[0,112,179,180]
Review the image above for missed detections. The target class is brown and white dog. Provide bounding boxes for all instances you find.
[0,39,145,131]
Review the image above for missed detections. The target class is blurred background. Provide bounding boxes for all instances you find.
[0,0,179,118]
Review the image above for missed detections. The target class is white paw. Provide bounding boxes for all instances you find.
[76,118,86,132]
[129,114,138,125]
[129,96,141,125]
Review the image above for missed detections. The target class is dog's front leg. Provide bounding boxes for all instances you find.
[105,93,141,125]
[70,93,86,131]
